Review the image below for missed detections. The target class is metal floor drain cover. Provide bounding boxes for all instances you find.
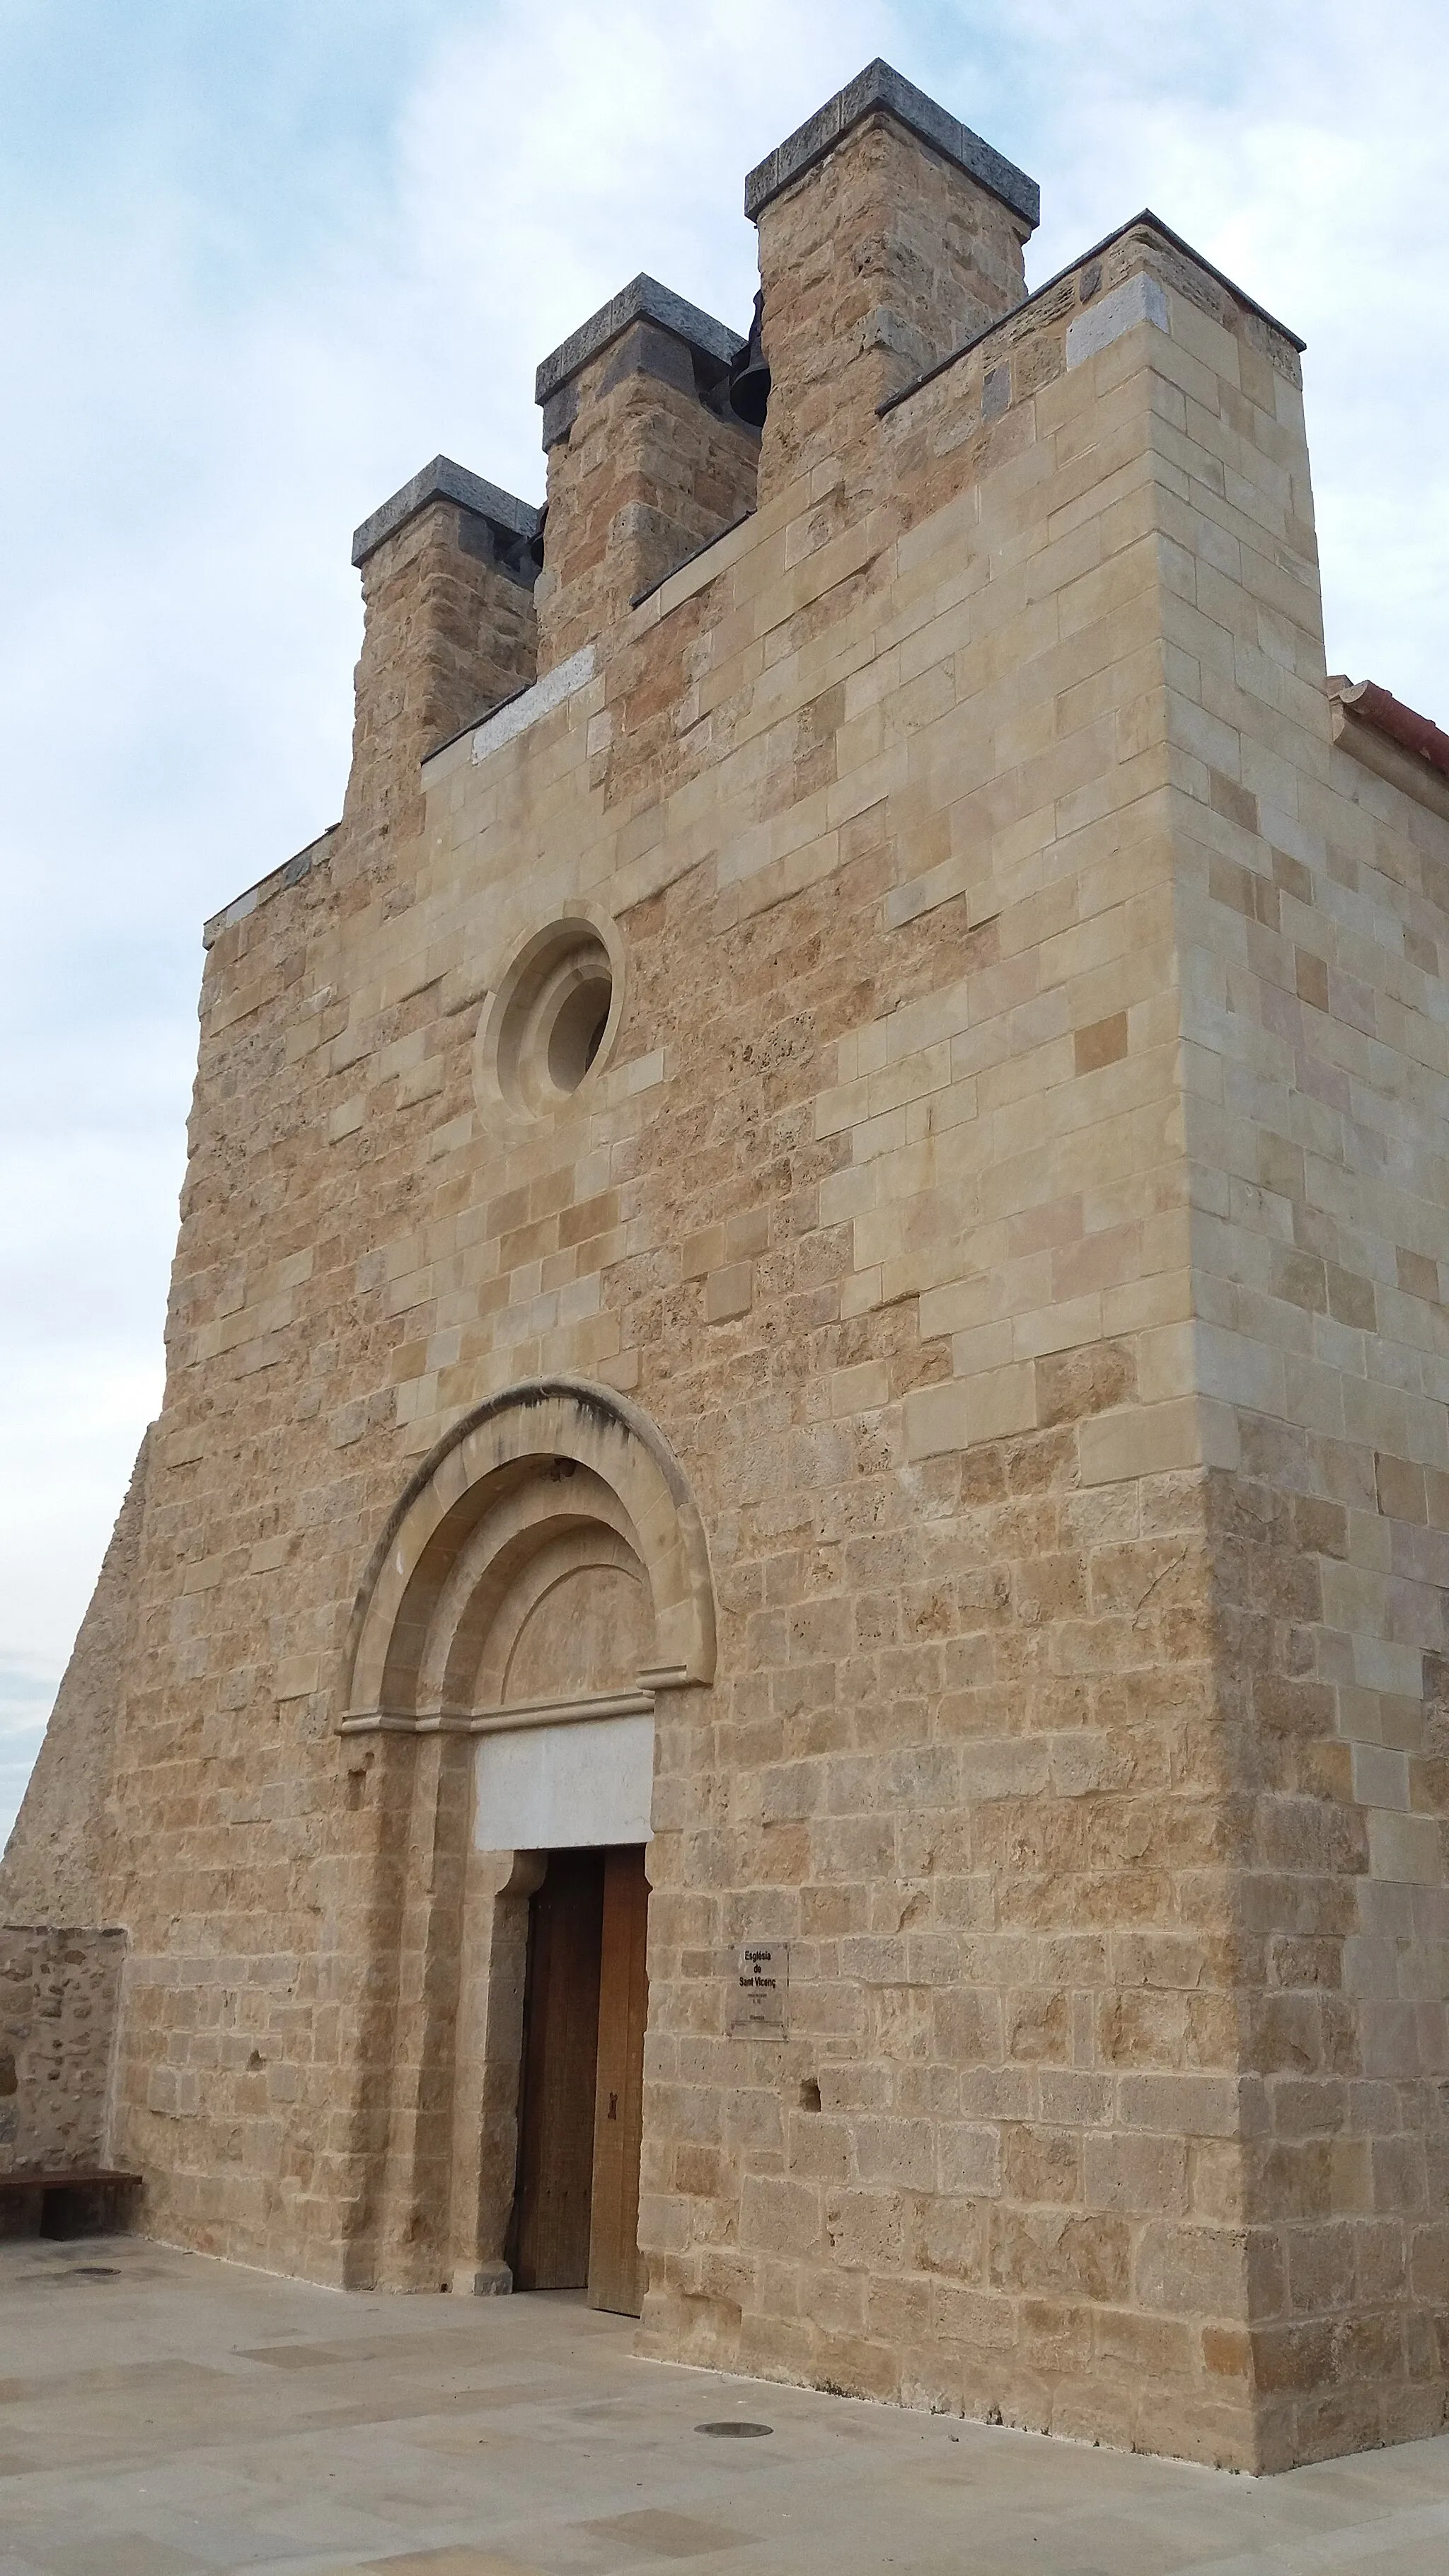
[695,2420,773,2437]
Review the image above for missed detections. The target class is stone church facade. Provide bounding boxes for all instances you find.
[6,60,1449,2471]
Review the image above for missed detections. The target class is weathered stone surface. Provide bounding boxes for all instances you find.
[0,1924,125,2176]
[754,108,1032,507]
[533,291,758,672]
[4,59,1447,2473]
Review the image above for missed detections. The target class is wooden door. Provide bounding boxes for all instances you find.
[510,1850,604,2290]
[587,1846,650,2316]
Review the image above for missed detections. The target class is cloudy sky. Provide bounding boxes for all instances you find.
[3,0,1446,1848]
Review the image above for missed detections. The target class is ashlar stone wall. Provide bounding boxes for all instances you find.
[1160,277,1449,2460]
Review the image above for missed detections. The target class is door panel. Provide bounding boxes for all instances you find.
[510,1850,604,2291]
[587,1847,650,2316]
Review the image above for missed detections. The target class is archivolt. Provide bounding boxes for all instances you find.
[342,1377,715,1724]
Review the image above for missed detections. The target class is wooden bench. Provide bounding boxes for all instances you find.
[0,2167,143,2240]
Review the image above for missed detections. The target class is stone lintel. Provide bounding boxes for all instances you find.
[350,456,541,570]
[533,275,744,410]
[744,58,1039,231]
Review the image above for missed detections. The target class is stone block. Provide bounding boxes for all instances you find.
[704,1263,754,1323]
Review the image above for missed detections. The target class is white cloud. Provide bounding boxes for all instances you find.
[933,0,1449,709]
[3,0,1446,1848]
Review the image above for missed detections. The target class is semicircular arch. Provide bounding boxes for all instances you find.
[343,1377,715,1721]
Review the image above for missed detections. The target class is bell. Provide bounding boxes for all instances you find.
[729,290,770,429]
[499,503,547,587]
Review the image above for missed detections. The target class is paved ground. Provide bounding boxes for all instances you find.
[1,2236,1448,2575]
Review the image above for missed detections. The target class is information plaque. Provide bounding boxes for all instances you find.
[729,1941,787,2035]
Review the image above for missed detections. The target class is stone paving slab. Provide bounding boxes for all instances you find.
[1,2239,1448,2575]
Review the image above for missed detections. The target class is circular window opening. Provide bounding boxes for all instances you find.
[547,968,613,1093]
[487,921,618,1119]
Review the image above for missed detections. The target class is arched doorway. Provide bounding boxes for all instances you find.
[339,1380,713,2309]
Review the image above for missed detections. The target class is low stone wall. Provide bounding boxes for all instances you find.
[0,1924,125,2173]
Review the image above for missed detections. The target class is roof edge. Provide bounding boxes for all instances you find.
[1329,675,1449,782]
[879,207,1305,422]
